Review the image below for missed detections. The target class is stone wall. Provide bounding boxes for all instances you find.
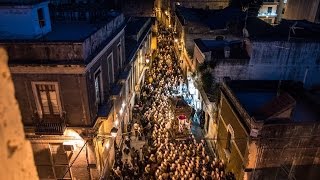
[253,123,320,179]
[1,43,83,62]
[0,48,38,179]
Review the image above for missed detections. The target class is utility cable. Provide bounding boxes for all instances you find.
[62,140,88,179]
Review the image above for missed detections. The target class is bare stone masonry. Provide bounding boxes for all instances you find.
[0,48,39,180]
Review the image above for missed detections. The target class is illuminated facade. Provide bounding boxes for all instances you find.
[257,0,286,24]
[0,1,126,179]
[125,17,153,116]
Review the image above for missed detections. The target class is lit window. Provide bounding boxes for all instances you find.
[32,82,61,118]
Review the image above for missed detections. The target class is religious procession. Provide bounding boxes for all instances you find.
[110,24,235,180]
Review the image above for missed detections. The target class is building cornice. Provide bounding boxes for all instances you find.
[85,28,125,72]
[9,65,85,74]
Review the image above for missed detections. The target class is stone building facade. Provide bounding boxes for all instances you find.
[125,17,153,125]
[217,80,320,180]
[0,1,127,179]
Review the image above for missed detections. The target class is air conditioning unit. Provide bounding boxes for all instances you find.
[250,129,259,138]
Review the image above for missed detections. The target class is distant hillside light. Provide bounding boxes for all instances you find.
[174,39,178,43]
[146,58,150,64]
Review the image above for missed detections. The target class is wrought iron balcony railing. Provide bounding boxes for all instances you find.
[34,113,67,135]
[35,121,66,135]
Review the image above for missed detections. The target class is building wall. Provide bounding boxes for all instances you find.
[1,13,125,63]
[218,82,320,180]
[284,0,320,23]
[85,31,125,118]
[121,0,155,17]
[0,48,39,180]
[173,0,229,9]
[249,41,320,88]
[2,43,84,62]
[83,14,125,61]
[31,138,98,180]
[12,73,91,127]
[211,60,250,82]
[217,94,250,179]
[194,41,320,88]
[0,2,51,38]
[258,3,278,24]
[9,27,125,128]
[252,123,320,179]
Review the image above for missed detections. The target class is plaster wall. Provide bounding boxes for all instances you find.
[199,41,320,88]
[249,41,320,88]
[0,2,51,38]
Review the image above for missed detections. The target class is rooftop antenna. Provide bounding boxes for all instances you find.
[288,21,304,41]
[277,21,304,96]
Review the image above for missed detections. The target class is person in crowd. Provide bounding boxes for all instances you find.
[110,23,235,180]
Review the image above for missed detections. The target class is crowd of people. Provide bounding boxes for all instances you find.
[110,25,235,180]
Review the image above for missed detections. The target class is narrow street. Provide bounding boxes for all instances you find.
[110,24,235,180]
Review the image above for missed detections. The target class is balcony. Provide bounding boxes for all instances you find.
[258,12,277,18]
[34,113,67,135]
[35,122,66,135]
